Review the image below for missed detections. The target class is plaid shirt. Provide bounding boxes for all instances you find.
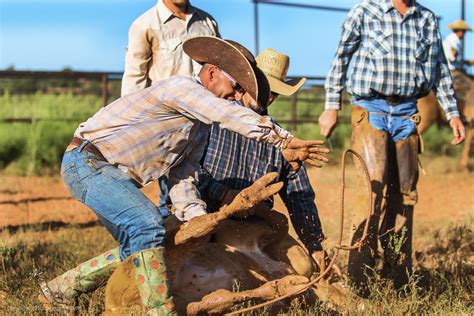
[198,120,325,253]
[74,75,292,221]
[325,0,459,120]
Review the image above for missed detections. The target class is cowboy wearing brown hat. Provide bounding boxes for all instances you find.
[38,37,328,314]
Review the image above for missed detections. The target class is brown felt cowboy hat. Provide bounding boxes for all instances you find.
[183,36,270,108]
[448,20,472,32]
[256,48,306,96]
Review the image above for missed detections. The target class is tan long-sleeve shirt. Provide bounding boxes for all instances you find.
[121,0,220,96]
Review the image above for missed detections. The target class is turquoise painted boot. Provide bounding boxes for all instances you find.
[131,248,176,315]
[38,247,120,309]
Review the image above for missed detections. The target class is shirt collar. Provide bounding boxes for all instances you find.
[194,74,203,85]
[156,0,196,24]
[381,0,418,15]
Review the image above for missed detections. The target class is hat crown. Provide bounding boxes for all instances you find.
[256,48,289,82]
[448,20,472,31]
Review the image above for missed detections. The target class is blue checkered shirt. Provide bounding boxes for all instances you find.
[198,120,325,253]
[325,0,459,120]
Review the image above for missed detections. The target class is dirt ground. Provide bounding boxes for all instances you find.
[1,156,472,249]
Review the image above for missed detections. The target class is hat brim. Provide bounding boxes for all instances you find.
[449,26,472,31]
[183,36,270,107]
[448,24,472,31]
[267,76,306,96]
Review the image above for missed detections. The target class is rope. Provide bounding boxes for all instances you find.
[225,149,373,316]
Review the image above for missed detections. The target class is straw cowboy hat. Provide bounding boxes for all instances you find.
[256,48,306,96]
[183,36,270,108]
[448,20,472,32]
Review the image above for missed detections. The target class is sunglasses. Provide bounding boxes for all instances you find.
[220,69,243,92]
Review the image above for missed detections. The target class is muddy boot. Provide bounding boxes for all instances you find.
[380,135,418,289]
[348,106,388,296]
[38,247,120,310]
[131,247,176,315]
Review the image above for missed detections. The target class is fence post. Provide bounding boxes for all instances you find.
[290,91,298,131]
[102,74,109,107]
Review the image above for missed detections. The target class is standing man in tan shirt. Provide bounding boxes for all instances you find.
[121,0,220,96]
[121,0,220,217]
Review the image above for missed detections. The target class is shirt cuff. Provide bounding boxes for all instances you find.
[325,91,342,110]
[444,109,460,121]
[174,204,207,222]
[269,124,293,149]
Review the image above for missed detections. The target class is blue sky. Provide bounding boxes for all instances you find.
[0,0,473,77]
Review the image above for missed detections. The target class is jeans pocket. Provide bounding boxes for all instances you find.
[62,164,86,203]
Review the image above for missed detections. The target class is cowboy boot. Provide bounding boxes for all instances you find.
[348,106,388,295]
[38,247,120,310]
[380,135,418,288]
[131,247,176,315]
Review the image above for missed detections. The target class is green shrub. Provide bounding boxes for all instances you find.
[0,92,100,175]
[422,124,463,157]
[0,124,28,168]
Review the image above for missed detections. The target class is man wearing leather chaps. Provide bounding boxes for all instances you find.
[349,100,420,290]
[319,0,465,295]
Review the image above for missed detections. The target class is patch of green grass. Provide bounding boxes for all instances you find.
[0,92,103,175]
[0,91,466,175]
[422,124,464,157]
[0,122,78,175]
[0,91,102,120]
[0,225,116,314]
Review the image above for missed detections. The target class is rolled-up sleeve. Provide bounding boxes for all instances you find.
[168,135,208,222]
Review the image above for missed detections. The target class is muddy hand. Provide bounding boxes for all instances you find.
[224,172,283,216]
[174,173,283,246]
[283,138,330,169]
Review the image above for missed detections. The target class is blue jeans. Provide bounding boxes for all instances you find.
[61,141,165,260]
[352,97,418,141]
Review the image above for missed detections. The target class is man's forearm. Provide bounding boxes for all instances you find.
[282,166,325,252]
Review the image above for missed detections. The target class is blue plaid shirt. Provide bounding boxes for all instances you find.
[198,121,325,253]
[325,0,459,120]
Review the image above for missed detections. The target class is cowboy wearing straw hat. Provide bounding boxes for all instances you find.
[198,47,330,276]
[444,20,473,71]
[444,19,473,117]
[38,37,328,314]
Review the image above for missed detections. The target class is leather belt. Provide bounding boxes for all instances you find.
[66,137,107,162]
[376,94,410,106]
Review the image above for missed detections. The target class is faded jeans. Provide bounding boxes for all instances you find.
[352,97,418,141]
[61,141,165,260]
